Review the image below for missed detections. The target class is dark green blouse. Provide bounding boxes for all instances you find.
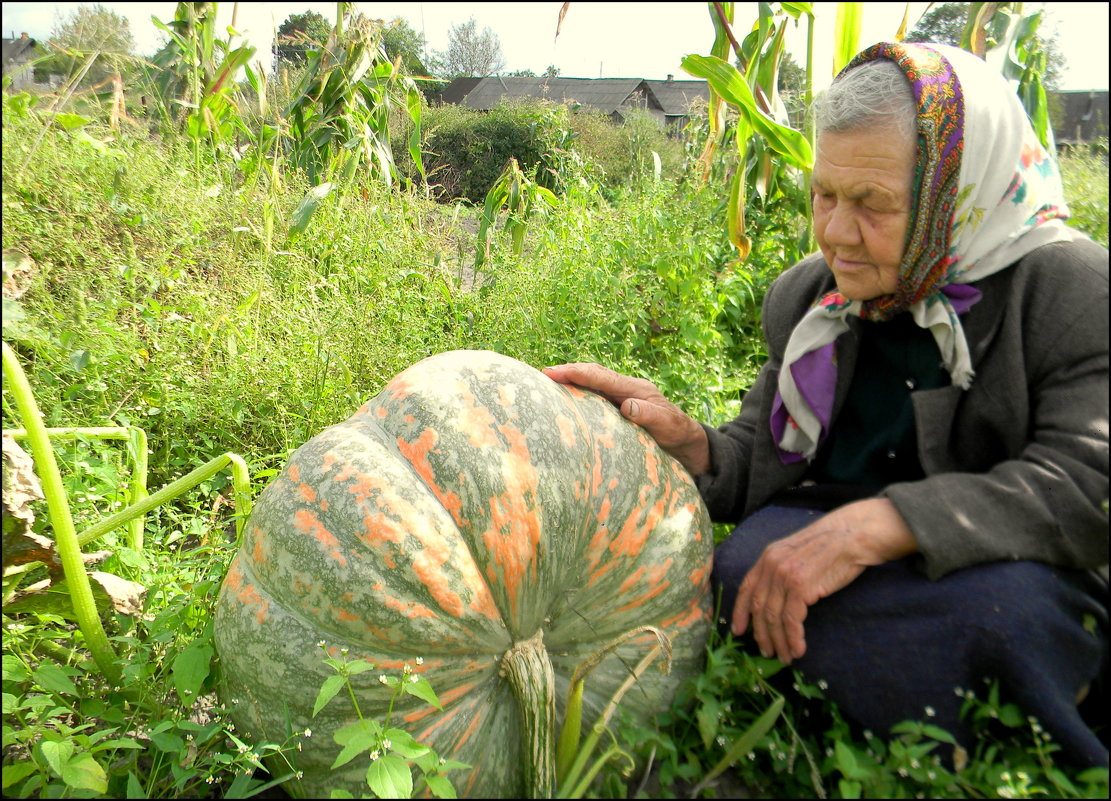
[806,312,950,488]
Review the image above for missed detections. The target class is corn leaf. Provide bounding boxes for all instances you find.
[833,2,863,75]
[682,54,812,167]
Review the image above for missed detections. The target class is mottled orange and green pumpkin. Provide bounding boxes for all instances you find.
[214,350,713,798]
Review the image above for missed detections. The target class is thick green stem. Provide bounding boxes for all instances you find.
[500,629,556,799]
[76,452,252,549]
[2,342,121,685]
[9,426,150,549]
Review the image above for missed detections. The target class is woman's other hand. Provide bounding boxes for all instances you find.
[542,362,711,476]
[731,498,918,664]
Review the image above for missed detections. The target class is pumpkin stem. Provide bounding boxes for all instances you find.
[500,629,556,799]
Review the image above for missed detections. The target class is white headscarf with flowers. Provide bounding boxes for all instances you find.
[773,42,1083,464]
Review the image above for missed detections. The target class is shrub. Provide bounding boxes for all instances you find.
[418,99,581,202]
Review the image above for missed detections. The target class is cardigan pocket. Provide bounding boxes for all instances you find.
[912,385,964,474]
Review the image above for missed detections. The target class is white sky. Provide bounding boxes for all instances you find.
[1,2,1107,91]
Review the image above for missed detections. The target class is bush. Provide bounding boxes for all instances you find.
[1059,139,1109,247]
[418,100,581,202]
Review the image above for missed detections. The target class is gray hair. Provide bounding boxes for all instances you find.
[810,58,917,139]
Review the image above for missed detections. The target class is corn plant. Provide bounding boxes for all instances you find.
[149,2,256,171]
[682,2,815,265]
[282,3,425,188]
[961,2,1055,148]
[474,158,559,270]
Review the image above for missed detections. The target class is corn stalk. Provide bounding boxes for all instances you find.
[961,2,1055,149]
[474,158,559,270]
[150,2,256,172]
[683,2,814,265]
[282,3,425,188]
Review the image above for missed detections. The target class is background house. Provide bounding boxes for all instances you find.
[439,76,669,124]
[644,75,710,130]
[2,32,39,91]
[1052,90,1108,146]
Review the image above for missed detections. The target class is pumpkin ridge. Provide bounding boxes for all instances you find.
[366,407,515,634]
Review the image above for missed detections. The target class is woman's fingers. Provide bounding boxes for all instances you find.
[543,362,711,475]
[542,362,654,404]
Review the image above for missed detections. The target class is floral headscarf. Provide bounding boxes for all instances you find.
[772,42,1080,463]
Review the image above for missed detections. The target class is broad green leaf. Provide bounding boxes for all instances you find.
[54,113,91,130]
[366,754,412,799]
[344,661,374,676]
[835,739,871,780]
[312,674,346,717]
[40,738,75,776]
[1,761,37,789]
[681,54,812,167]
[833,2,863,76]
[288,182,334,239]
[402,676,441,710]
[424,774,457,799]
[839,778,863,798]
[331,721,380,770]
[172,640,213,703]
[696,697,722,750]
[2,654,30,682]
[69,349,90,372]
[149,731,185,752]
[383,727,429,759]
[921,724,958,745]
[32,664,79,697]
[61,753,107,793]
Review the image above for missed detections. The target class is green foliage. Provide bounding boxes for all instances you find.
[416,100,685,203]
[474,157,558,269]
[906,2,1064,90]
[1059,141,1109,247]
[2,22,1107,794]
[419,100,580,202]
[309,648,468,798]
[382,18,430,78]
[600,634,1109,799]
[282,9,424,187]
[147,1,256,166]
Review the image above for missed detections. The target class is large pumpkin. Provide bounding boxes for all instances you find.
[214,350,713,798]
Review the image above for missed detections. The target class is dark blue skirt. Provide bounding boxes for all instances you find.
[711,504,1110,767]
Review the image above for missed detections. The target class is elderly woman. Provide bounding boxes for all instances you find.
[544,42,1108,766]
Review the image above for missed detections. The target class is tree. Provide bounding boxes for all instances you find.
[273,10,332,66]
[382,18,428,76]
[544,64,560,78]
[904,2,968,47]
[46,3,135,85]
[431,17,506,78]
[905,2,1062,89]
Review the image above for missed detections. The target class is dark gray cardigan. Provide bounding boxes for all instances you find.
[696,237,1109,581]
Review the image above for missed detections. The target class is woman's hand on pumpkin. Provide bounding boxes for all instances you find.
[542,362,712,476]
[731,498,918,664]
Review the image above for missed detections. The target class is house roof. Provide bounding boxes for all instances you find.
[441,76,665,115]
[644,79,710,116]
[2,35,38,72]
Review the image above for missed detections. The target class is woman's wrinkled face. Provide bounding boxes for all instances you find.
[811,126,915,301]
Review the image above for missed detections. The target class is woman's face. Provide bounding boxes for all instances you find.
[811,126,915,301]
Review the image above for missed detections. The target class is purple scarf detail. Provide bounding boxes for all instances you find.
[771,286,983,465]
